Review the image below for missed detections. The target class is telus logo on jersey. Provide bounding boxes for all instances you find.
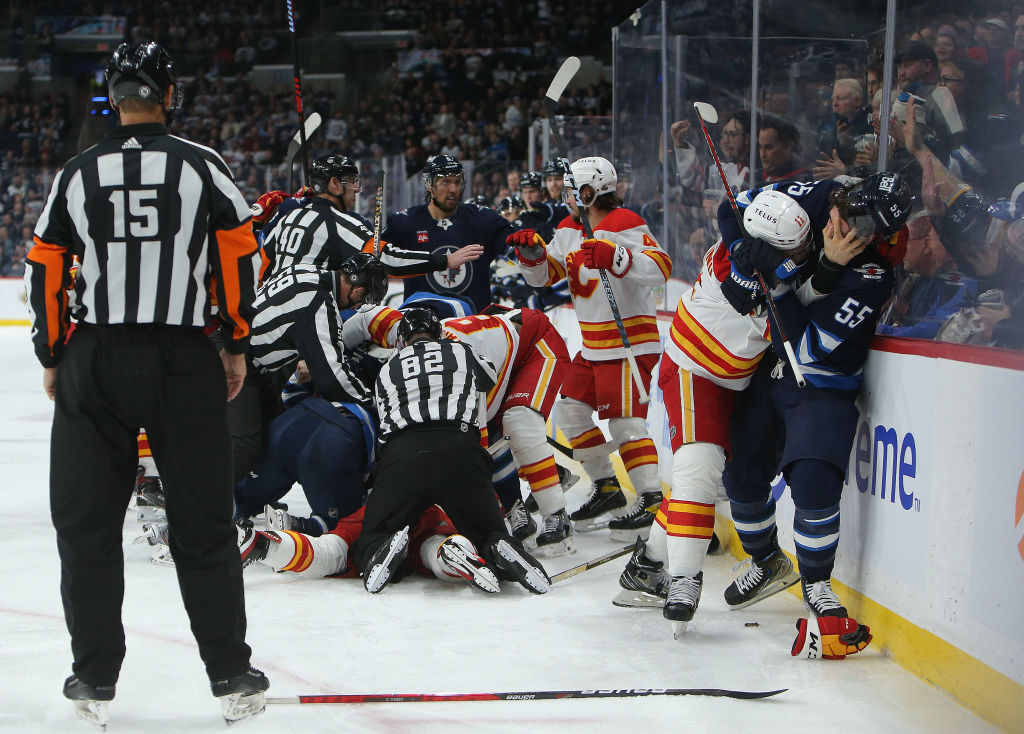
[847,420,920,512]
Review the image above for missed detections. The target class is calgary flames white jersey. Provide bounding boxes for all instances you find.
[665,241,771,390]
[442,312,521,422]
[520,208,671,361]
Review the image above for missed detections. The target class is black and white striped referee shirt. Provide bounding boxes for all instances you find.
[374,338,496,440]
[249,263,372,405]
[25,121,261,366]
[263,197,373,276]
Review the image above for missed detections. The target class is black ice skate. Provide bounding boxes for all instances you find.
[363,526,410,593]
[608,490,662,542]
[801,577,848,618]
[723,548,799,610]
[503,498,537,542]
[612,536,668,608]
[437,535,500,593]
[570,477,628,531]
[63,675,115,730]
[211,666,269,726]
[664,572,703,638]
[534,509,575,556]
[489,537,551,594]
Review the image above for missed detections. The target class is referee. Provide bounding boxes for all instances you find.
[355,308,551,595]
[24,42,267,727]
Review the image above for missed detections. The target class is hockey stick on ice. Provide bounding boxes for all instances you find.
[286,0,310,188]
[550,544,633,583]
[286,111,321,193]
[267,686,786,705]
[372,169,386,256]
[544,56,650,404]
[691,102,806,387]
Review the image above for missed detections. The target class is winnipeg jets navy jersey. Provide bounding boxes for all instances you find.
[382,203,512,312]
[772,250,895,390]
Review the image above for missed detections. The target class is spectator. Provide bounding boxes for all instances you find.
[757,115,810,184]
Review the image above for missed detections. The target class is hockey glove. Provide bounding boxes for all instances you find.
[720,264,765,315]
[581,238,632,277]
[249,190,289,225]
[507,229,547,266]
[791,616,873,660]
[729,237,799,285]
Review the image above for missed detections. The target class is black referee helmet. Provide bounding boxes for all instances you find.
[308,155,360,195]
[397,308,442,346]
[105,41,180,110]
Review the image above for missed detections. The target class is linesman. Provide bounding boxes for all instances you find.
[24,41,267,727]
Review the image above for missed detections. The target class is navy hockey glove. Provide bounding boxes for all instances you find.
[720,264,765,315]
[729,237,799,285]
[507,229,547,265]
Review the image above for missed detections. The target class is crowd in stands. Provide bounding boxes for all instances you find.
[2,2,1023,349]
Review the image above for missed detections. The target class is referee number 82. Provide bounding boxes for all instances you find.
[401,351,443,378]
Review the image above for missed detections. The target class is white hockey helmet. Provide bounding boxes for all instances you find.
[565,156,617,200]
[742,189,811,250]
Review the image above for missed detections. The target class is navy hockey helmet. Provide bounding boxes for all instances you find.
[422,154,465,190]
[308,155,360,195]
[542,159,568,178]
[397,307,442,346]
[519,171,543,190]
[339,252,387,305]
[105,41,180,109]
[834,172,915,241]
[496,195,524,213]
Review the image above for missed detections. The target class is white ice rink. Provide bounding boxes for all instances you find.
[0,327,994,733]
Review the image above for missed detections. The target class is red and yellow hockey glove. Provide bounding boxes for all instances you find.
[507,229,547,265]
[791,616,872,660]
[249,190,289,225]
[581,238,632,276]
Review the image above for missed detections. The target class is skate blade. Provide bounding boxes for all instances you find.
[221,692,266,726]
[495,540,551,594]
[612,589,665,608]
[464,567,501,594]
[534,537,577,558]
[726,571,800,611]
[609,526,651,544]
[672,621,689,639]
[71,699,108,730]
[572,516,612,532]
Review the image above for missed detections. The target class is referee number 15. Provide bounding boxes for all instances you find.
[109,189,159,238]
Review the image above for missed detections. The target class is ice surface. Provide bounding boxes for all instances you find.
[0,328,992,733]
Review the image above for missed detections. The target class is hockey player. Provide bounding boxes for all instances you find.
[541,159,571,228]
[355,308,551,594]
[443,305,574,555]
[722,174,910,656]
[515,156,671,542]
[382,154,514,312]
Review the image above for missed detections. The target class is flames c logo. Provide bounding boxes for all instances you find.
[1016,470,1024,564]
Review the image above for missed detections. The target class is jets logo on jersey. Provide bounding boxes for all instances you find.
[855,262,885,280]
[427,245,472,294]
[417,230,429,244]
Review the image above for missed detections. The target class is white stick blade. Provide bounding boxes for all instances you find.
[546,56,581,102]
[693,102,718,124]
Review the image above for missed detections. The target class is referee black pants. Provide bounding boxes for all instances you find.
[50,325,252,687]
[354,423,508,573]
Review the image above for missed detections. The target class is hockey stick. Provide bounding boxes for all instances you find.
[543,56,650,404]
[545,435,617,462]
[692,102,806,387]
[267,686,785,705]
[286,111,321,193]
[286,0,310,188]
[550,544,633,583]
[372,169,385,256]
